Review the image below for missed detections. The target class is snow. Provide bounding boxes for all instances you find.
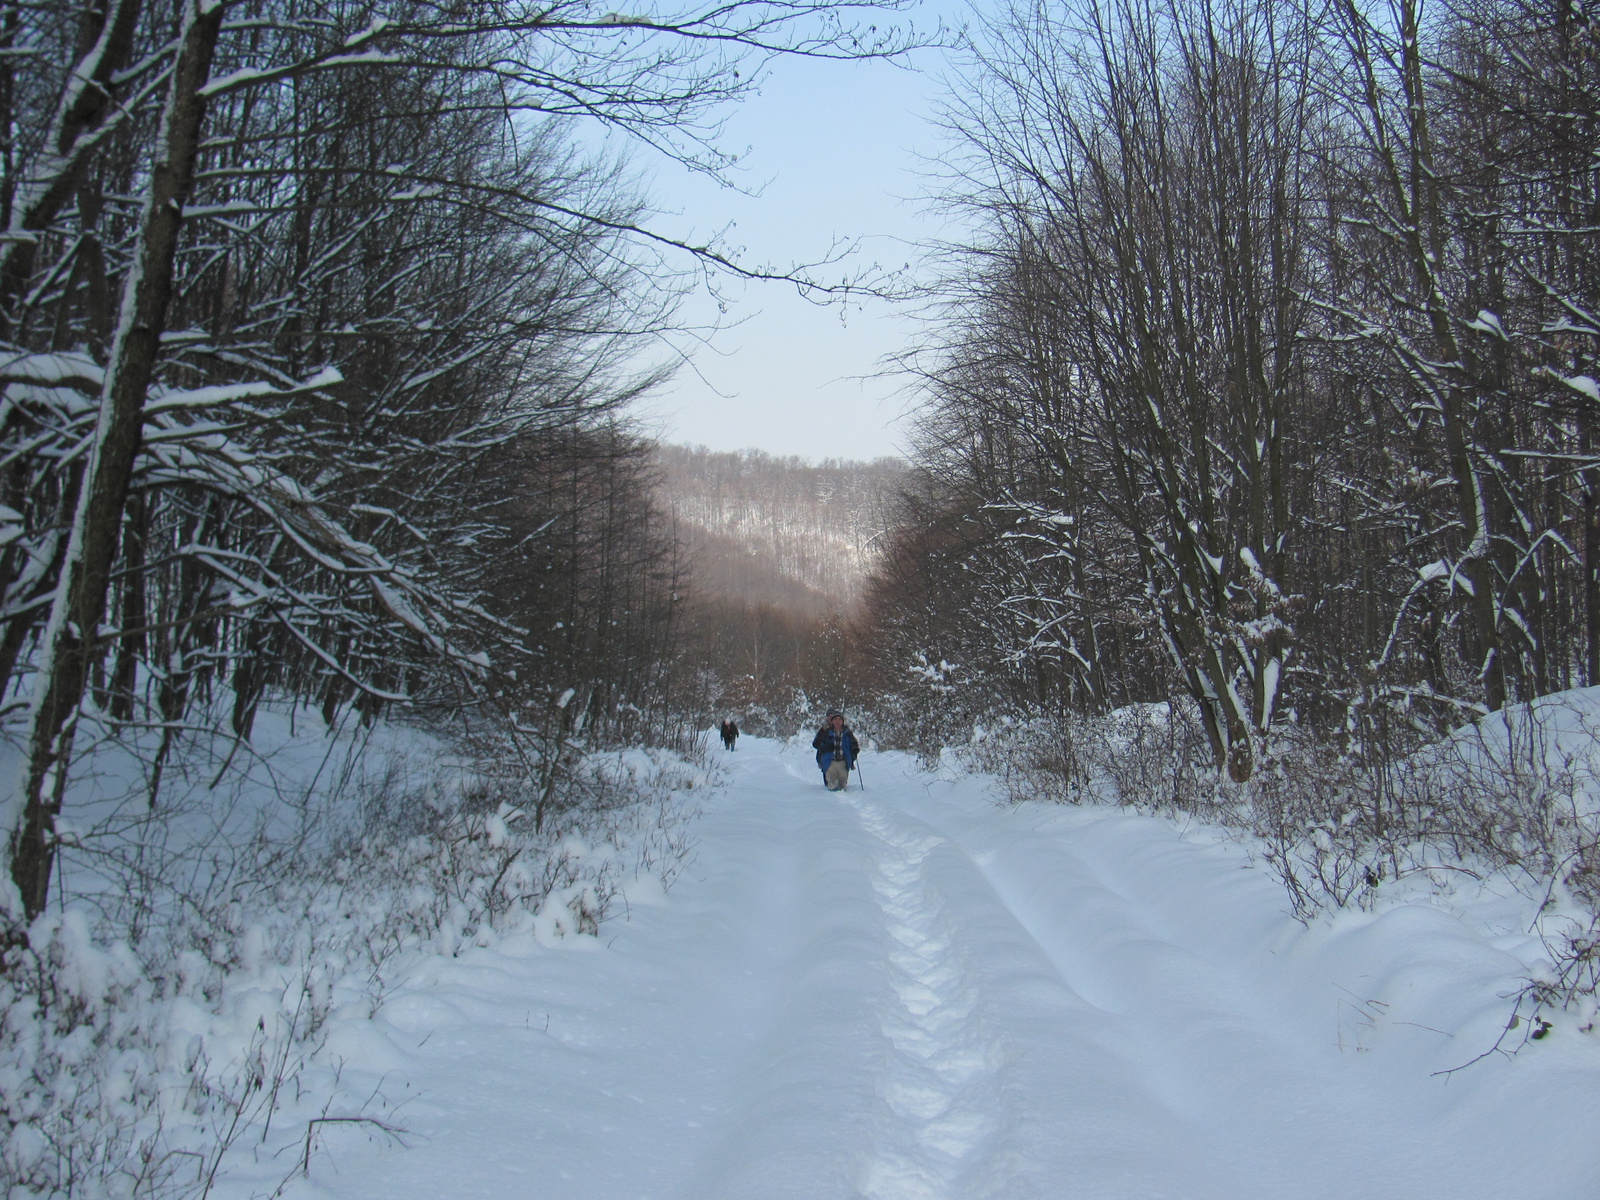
[1412,686,1600,829]
[0,349,104,390]
[142,366,342,414]
[1440,683,1600,772]
[1556,373,1600,403]
[1466,309,1508,340]
[213,735,1600,1200]
[2,701,712,1195]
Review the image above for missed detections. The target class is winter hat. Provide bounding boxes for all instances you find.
[826,708,844,720]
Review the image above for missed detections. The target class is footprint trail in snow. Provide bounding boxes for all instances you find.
[856,803,997,1200]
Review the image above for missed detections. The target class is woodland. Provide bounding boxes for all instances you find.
[0,0,912,931]
[0,3,912,1187]
[861,0,1600,767]
[660,444,903,724]
[848,0,1600,944]
[6,0,1600,1191]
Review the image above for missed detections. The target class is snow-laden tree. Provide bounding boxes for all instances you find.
[1,0,916,924]
[873,0,1600,775]
[1307,0,1600,719]
[899,0,1328,779]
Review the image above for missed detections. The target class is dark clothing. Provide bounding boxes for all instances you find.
[720,720,739,750]
[811,724,859,775]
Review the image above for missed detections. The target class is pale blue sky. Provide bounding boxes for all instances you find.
[635,19,959,460]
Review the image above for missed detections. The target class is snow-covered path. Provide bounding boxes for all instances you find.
[268,737,1600,1199]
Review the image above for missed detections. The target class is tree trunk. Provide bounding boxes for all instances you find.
[8,0,223,924]
[0,0,143,335]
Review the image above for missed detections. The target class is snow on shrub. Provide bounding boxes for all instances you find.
[0,709,708,1199]
[947,688,1600,1027]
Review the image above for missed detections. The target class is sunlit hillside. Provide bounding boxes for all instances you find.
[656,445,906,613]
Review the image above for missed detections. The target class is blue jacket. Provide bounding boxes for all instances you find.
[812,724,859,772]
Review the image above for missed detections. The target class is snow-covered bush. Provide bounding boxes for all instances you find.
[0,710,708,1199]
[702,687,814,741]
[959,698,1215,813]
[1,914,169,1197]
[957,689,1600,998]
[856,686,1006,768]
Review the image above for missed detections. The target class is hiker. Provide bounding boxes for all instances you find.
[720,718,739,751]
[811,709,860,791]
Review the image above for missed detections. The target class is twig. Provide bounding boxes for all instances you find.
[299,1116,410,1177]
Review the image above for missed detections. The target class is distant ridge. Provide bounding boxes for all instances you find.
[656,445,906,613]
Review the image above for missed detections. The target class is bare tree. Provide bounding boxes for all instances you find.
[902,0,1328,778]
[872,0,1600,782]
[1,0,921,924]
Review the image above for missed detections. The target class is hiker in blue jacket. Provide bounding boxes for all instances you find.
[812,709,859,791]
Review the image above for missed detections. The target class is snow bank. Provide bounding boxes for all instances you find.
[0,701,711,1198]
[1417,684,1600,811]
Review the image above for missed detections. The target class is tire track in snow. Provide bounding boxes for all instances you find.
[853,801,998,1200]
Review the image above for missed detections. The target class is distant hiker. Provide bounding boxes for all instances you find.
[720,718,739,751]
[812,709,859,791]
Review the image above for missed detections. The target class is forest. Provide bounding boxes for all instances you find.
[866,0,1600,759]
[0,0,915,928]
[660,444,903,727]
[852,0,1600,928]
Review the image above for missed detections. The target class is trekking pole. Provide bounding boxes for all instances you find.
[856,758,865,792]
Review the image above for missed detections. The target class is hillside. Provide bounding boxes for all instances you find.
[656,445,907,613]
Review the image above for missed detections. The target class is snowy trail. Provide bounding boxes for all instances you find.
[257,736,1600,1200]
[855,803,996,1198]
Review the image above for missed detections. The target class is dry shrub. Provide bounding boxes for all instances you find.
[2,725,706,1199]
[970,692,1600,1010]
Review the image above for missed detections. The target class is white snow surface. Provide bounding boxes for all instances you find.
[237,735,1600,1200]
